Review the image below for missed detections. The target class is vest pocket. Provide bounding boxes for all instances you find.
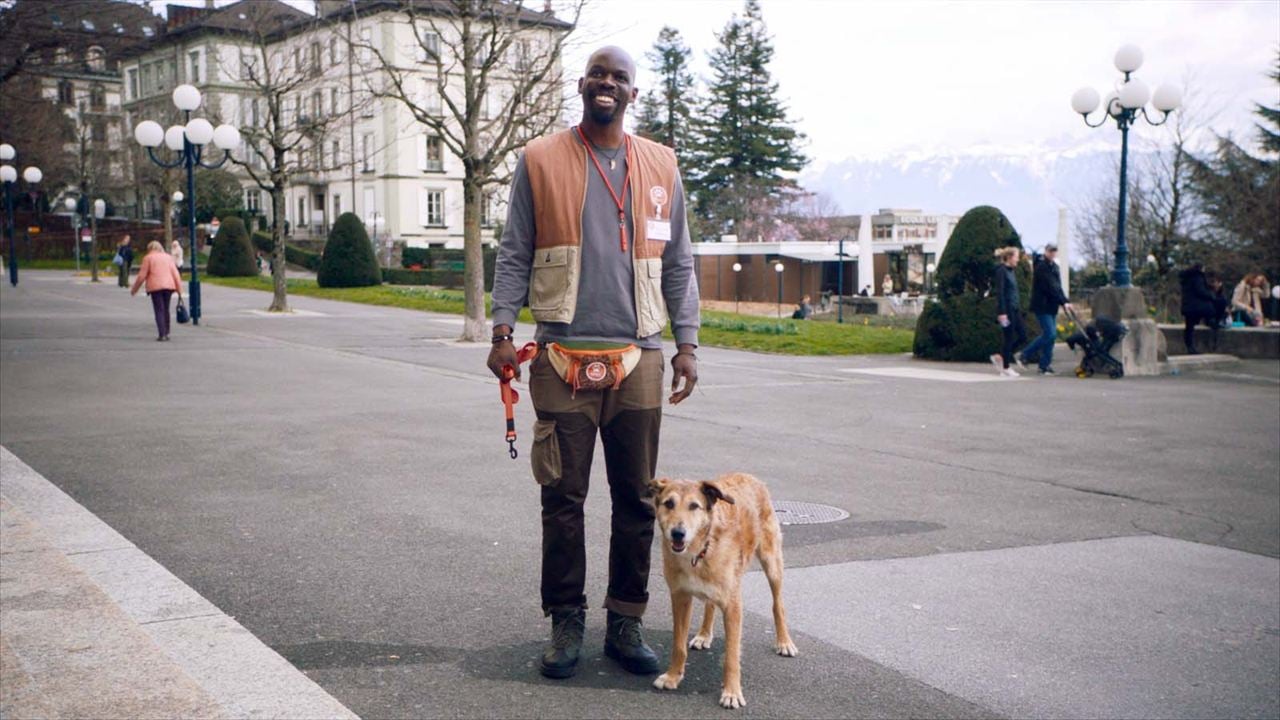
[531,419,562,486]
[530,246,572,313]
[635,258,668,337]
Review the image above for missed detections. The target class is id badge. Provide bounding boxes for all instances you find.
[646,219,672,242]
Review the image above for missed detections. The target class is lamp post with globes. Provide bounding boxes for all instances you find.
[1072,44,1181,288]
[63,197,80,274]
[774,261,785,321]
[1,144,43,288]
[732,261,742,314]
[134,84,240,325]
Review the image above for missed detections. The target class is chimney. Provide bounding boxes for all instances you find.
[205,0,215,8]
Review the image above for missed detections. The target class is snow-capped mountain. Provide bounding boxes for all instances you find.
[799,136,1152,249]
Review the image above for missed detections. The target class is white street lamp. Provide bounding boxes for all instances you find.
[1,153,42,286]
[774,261,785,320]
[0,165,14,183]
[731,261,742,314]
[0,144,13,161]
[135,83,237,325]
[22,167,42,184]
[64,197,76,212]
[93,199,106,219]
[1072,44,1180,288]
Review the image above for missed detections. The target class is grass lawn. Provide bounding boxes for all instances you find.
[202,276,913,355]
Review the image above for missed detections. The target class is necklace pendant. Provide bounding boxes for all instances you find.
[609,159,617,170]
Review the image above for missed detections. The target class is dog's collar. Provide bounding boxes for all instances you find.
[691,539,711,567]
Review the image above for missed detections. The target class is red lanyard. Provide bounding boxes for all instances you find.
[576,125,631,252]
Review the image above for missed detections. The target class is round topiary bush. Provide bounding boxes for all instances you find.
[318,212,382,287]
[913,206,1034,361]
[205,216,259,277]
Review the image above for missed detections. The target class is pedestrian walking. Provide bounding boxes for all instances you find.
[115,235,134,288]
[487,45,699,681]
[170,239,184,271]
[1019,244,1073,375]
[989,246,1026,377]
[130,240,183,341]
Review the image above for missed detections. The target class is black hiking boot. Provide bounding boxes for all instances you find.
[603,610,659,675]
[540,608,585,679]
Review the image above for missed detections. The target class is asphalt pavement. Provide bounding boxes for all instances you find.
[1,270,1276,719]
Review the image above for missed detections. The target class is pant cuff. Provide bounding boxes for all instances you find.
[603,596,647,617]
[542,602,588,617]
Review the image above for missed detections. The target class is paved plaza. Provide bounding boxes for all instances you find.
[1,271,1277,718]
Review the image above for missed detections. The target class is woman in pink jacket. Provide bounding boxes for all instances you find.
[130,240,184,341]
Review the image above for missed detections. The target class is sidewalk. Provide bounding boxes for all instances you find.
[0,447,356,719]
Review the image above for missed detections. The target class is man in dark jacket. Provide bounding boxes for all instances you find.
[1019,244,1073,374]
[1180,264,1221,354]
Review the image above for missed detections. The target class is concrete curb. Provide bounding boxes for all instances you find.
[0,446,358,719]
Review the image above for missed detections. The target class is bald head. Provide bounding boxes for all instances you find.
[584,46,636,79]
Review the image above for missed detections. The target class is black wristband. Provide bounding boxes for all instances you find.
[492,334,513,344]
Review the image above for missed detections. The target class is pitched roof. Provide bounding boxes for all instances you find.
[318,0,574,32]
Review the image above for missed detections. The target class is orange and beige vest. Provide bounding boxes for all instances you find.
[523,129,678,339]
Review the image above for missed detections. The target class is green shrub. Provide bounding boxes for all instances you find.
[285,244,322,271]
[914,206,1034,361]
[317,212,381,287]
[205,217,258,277]
[251,230,274,255]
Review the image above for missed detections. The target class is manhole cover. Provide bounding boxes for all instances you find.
[771,501,849,525]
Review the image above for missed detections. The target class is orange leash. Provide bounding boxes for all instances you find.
[500,343,540,459]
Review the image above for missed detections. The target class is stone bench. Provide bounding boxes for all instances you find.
[1159,324,1280,359]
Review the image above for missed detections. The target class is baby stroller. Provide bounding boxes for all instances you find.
[1063,307,1127,379]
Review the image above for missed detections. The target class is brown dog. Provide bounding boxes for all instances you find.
[648,473,797,709]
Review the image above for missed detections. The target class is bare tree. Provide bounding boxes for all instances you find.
[222,7,362,312]
[363,0,580,341]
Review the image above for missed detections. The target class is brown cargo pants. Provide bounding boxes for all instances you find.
[528,346,664,617]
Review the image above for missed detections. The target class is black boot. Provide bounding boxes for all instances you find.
[603,610,659,675]
[540,608,585,679]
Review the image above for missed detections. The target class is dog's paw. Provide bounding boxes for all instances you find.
[689,633,714,650]
[719,687,746,709]
[653,672,683,690]
[775,639,798,657]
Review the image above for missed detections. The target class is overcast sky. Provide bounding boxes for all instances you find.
[154,0,1279,161]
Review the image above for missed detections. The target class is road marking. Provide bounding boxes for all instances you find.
[840,366,1021,382]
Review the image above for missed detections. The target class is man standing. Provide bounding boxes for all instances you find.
[1020,243,1072,375]
[486,46,700,680]
[116,235,134,288]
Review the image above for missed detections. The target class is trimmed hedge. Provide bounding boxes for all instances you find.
[318,212,381,287]
[914,206,1034,361]
[398,246,496,289]
[251,230,274,255]
[206,217,258,277]
[286,244,322,271]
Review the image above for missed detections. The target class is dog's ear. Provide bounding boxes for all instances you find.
[646,477,670,499]
[701,481,735,509]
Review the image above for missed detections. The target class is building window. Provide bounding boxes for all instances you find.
[57,80,74,106]
[89,83,106,110]
[481,192,496,227]
[421,189,444,226]
[329,37,340,65]
[333,193,342,216]
[359,27,372,64]
[127,68,138,100]
[310,42,322,76]
[189,51,201,83]
[421,32,440,61]
[472,42,489,69]
[246,189,261,212]
[91,121,106,142]
[361,133,374,172]
[423,135,443,172]
[331,140,341,168]
[330,87,340,115]
[424,82,441,116]
[240,53,256,81]
[309,91,322,121]
[141,65,152,95]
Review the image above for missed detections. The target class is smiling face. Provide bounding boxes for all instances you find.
[648,478,733,555]
[578,46,637,127]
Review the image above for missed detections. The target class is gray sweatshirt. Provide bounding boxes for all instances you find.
[490,135,700,349]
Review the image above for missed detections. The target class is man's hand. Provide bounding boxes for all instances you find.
[1063,302,1074,313]
[487,325,518,380]
[669,345,698,405]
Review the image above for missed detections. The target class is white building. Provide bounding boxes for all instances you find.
[119,0,570,250]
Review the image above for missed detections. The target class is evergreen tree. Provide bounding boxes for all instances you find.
[206,217,258,277]
[1256,51,1280,154]
[635,26,697,159]
[689,0,807,241]
[1187,54,1280,281]
[318,213,382,288]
